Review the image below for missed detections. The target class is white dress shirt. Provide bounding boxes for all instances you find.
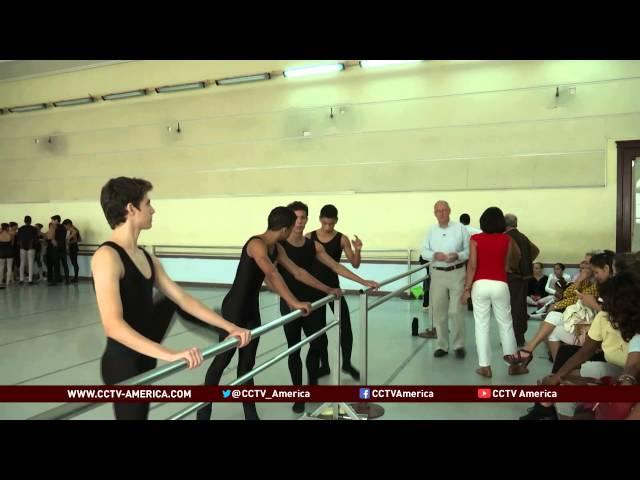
[421,221,470,269]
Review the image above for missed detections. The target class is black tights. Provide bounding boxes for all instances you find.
[196,314,261,421]
[101,343,158,420]
[69,244,79,280]
[319,296,353,368]
[281,301,328,386]
[100,295,179,420]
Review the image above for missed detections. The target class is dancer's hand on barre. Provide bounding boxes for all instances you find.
[363,280,379,291]
[169,347,204,369]
[228,326,252,348]
[291,301,312,316]
[328,288,343,299]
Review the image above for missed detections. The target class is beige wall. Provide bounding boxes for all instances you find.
[1,60,639,263]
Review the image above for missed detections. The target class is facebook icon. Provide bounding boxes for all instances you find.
[359,388,370,400]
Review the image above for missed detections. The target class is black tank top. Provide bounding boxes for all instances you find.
[277,238,316,300]
[309,231,343,288]
[222,236,278,323]
[100,241,156,351]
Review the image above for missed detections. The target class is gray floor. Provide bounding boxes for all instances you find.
[0,282,552,420]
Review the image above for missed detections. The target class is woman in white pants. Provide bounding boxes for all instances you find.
[461,207,529,378]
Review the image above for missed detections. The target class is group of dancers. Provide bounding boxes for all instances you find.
[92,176,379,420]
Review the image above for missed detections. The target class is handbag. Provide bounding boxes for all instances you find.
[577,376,636,420]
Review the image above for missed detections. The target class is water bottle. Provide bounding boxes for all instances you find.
[412,317,419,336]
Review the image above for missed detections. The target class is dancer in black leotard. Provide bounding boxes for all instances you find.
[308,204,366,380]
[196,206,348,421]
[92,177,251,420]
[0,223,13,289]
[62,219,81,283]
[281,202,378,413]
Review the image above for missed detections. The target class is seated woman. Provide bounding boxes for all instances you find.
[611,253,640,419]
[531,262,571,313]
[611,252,640,388]
[526,262,549,306]
[520,272,633,420]
[516,251,613,365]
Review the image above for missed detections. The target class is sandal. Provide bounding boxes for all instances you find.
[514,349,533,368]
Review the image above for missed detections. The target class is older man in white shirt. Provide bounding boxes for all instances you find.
[421,201,470,358]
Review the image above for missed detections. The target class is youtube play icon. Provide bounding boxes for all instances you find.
[477,388,492,399]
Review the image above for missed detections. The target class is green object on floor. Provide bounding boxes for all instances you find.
[410,285,424,299]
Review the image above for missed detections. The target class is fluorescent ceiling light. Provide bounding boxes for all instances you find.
[216,73,271,86]
[9,103,47,113]
[53,97,94,107]
[284,63,344,78]
[102,90,147,101]
[359,60,423,68]
[156,81,206,93]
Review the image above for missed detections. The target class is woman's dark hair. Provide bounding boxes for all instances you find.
[554,262,565,271]
[600,271,640,341]
[479,207,506,234]
[590,250,615,270]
